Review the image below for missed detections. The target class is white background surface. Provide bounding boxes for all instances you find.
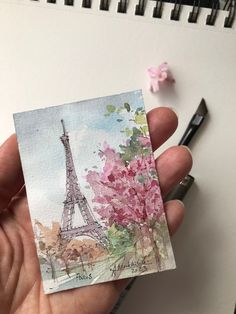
[0,1,235,313]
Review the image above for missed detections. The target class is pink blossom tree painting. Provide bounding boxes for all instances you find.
[86,102,170,264]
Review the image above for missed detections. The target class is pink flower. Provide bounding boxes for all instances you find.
[138,136,151,147]
[147,62,175,93]
[86,142,164,227]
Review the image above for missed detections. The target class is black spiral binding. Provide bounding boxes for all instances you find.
[64,0,74,4]
[188,0,201,23]
[82,0,91,8]
[224,0,236,27]
[153,0,163,18]
[40,0,236,28]
[100,0,109,10]
[206,0,219,25]
[135,0,147,15]
[170,0,182,20]
[117,0,128,13]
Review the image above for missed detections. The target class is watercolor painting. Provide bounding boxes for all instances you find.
[14,90,175,294]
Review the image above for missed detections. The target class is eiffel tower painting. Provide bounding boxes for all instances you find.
[15,91,176,294]
[59,119,108,246]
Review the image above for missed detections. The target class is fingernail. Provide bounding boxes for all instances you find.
[169,107,179,117]
[176,199,185,208]
[180,145,192,156]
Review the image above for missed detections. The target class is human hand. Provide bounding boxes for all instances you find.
[0,107,192,314]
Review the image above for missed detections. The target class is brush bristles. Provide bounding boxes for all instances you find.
[196,98,208,116]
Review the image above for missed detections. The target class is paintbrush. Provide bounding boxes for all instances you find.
[165,99,208,201]
[178,98,208,146]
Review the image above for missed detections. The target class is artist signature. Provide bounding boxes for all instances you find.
[110,258,151,277]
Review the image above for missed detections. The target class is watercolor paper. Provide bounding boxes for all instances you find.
[14,90,175,294]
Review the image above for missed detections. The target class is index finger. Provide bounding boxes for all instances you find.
[147,107,178,151]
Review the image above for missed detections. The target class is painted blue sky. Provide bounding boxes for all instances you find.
[14,90,145,226]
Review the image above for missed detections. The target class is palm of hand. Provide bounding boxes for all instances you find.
[0,108,192,314]
[1,194,125,313]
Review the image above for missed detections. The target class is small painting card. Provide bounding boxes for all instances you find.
[14,90,175,294]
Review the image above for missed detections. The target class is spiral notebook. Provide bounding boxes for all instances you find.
[0,0,236,311]
[1,0,235,138]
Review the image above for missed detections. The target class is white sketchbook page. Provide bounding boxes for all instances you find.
[0,1,235,313]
